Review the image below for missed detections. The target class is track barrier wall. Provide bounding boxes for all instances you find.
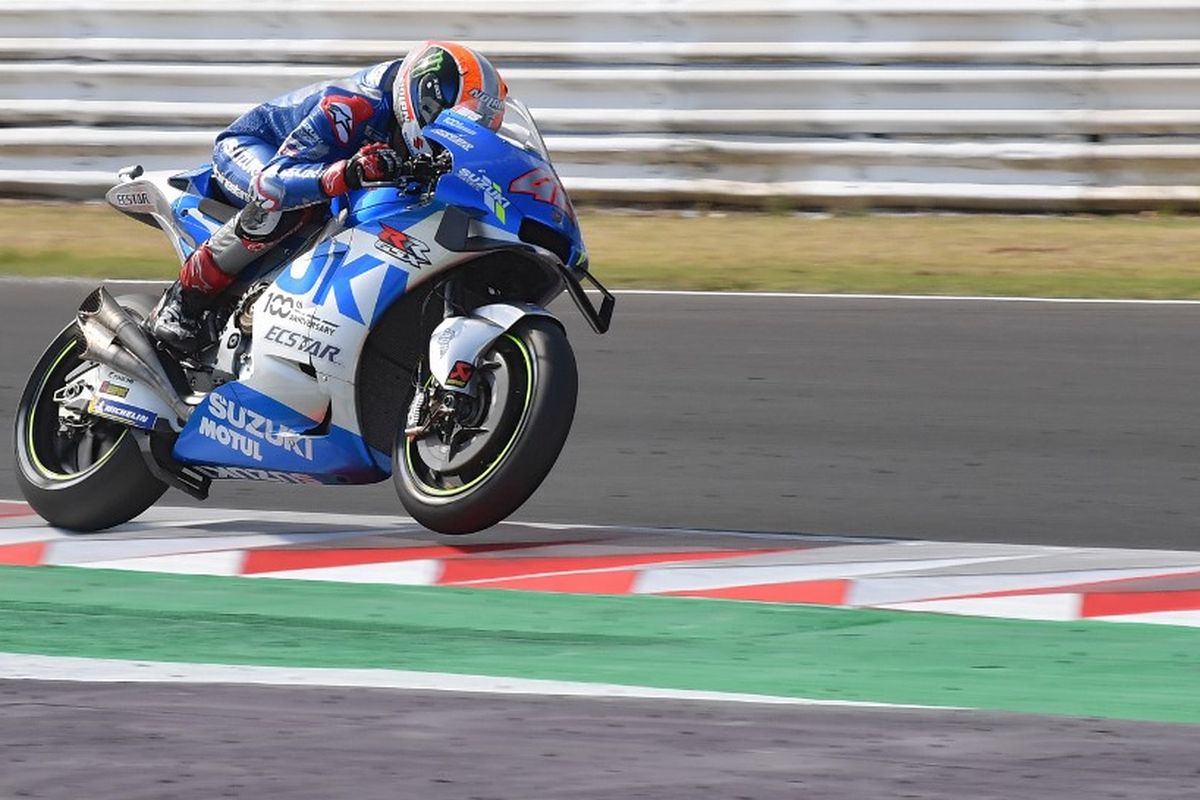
[2,0,1200,210]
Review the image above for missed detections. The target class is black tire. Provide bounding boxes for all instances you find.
[13,297,168,532]
[393,316,578,534]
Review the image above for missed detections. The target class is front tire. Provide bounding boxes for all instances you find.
[393,317,578,534]
[14,308,167,532]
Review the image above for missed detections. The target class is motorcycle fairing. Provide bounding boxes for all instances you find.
[427,303,559,393]
[172,194,226,258]
[170,105,589,484]
[426,108,584,266]
[174,382,386,483]
[104,173,198,264]
[170,203,451,481]
[87,364,168,432]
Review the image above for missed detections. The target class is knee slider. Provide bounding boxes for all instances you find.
[234,205,307,249]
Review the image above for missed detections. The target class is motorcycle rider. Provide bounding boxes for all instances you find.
[148,40,509,352]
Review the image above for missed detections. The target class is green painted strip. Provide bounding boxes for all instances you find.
[1,565,1198,723]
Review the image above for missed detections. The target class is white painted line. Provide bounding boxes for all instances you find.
[587,525,895,544]
[880,593,1083,622]
[44,532,361,565]
[849,565,1200,607]
[0,653,959,711]
[245,559,441,586]
[611,289,1200,305]
[1091,610,1200,626]
[0,526,69,544]
[73,550,244,577]
[3,276,1200,305]
[0,276,163,285]
[635,556,1019,595]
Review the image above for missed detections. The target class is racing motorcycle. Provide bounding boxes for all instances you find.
[13,98,614,534]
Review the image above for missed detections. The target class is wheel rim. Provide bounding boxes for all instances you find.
[404,333,534,497]
[25,338,127,482]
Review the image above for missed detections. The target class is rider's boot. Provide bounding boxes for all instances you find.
[146,244,232,353]
[146,200,316,352]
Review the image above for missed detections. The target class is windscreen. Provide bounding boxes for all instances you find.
[495,97,552,163]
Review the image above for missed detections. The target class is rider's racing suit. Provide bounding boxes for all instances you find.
[186,59,404,294]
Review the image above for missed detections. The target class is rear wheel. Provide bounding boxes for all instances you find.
[393,317,577,534]
[13,301,167,532]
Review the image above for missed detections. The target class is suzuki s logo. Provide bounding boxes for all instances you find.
[457,168,511,223]
[202,393,314,462]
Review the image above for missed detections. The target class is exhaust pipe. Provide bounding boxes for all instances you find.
[77,287,192,422]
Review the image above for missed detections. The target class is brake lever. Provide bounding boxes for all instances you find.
[405,154,445,183]
[354,152,451,196]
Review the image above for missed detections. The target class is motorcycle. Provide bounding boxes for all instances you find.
[13,98,614,534]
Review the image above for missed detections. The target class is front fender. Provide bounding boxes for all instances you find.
[428,303,558,393]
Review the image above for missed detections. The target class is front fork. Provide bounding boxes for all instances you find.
[404,296,556,445]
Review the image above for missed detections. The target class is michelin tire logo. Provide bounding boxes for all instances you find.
[92,399,157,429]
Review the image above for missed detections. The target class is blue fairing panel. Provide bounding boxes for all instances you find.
[272,234,416,328]
[171,195,224,257]
[172,383,389,484]
[424,110,586,266]
[171,164,218,199]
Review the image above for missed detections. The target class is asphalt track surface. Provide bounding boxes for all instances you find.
[3,680,1199,800]
[3,280,1200,796]
[2,279,1200,549]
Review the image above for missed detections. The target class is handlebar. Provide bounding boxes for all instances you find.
[357,149,453,193]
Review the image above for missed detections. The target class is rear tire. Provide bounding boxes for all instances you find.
[393,317,578,534]
[13,299,167,532]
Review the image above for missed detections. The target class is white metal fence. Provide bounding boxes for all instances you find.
[2,0,1200,210]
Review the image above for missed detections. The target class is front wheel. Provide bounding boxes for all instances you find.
[393,317,578,534]
[14,304,168,532]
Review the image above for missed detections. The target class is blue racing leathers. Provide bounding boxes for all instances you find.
[181,60,404,293]
[214,60,402,211]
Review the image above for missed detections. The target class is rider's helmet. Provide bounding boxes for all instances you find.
[393,41,508,156]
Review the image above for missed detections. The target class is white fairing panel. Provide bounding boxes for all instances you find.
[428,316,506,394]
[474,302,555,330]
[428,304,556,393]
[241,209,461,435]
[104,171,196,263]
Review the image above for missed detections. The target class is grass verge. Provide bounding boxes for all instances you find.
[3,201,1200,298]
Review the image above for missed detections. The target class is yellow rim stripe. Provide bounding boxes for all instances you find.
[27,339,127,482]
[406,332,534,497]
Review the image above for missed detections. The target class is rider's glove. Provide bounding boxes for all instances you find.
[320,143,405,197]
